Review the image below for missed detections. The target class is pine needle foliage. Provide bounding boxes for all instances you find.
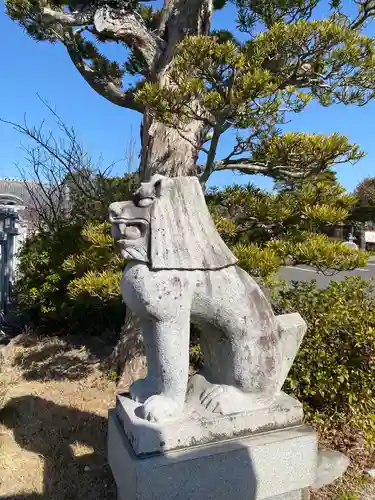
[208,177,367,282]
[6,0,375,182]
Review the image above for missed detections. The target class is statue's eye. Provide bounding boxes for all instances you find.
[125,225,142,240]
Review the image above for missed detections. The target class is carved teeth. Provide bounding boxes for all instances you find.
[118,223,127,234]
[125,226,142,240]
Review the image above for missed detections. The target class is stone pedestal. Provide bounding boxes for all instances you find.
[108,394,318,500]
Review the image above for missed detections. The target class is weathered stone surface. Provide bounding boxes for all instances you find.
[149,176,237,270]
[277,313,307,392]
[118,489,309,500]
[117,481,310,500]
[116,389,303,456]
[267,491,309,500]
[109,175,308,423]
[108,409,317,500]
[312,450,350,489]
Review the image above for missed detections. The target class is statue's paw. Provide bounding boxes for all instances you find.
[139,395,182,423]
[199,385,240,414]
[200,385,272,415]
[130,377,157,403]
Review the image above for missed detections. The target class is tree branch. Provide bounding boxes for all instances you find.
[41,5,163,75]
[200,126,222,184]
[156,0,213,73]
[158,0,213,36]
[62,30,143,112]
[93,6,164,72]
[42,7,94,26]
[350,1,375,30]
[156,0,175,35]
[212,160,310,179]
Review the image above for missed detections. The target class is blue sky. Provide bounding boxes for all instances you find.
[1,1,375,192]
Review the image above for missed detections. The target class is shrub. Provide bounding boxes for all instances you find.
[268,233,368,274]
[15,174,134,337]
[16,222,124,336]
[232,243,283,288]
[16,223,83,321]
[274,277,375,438]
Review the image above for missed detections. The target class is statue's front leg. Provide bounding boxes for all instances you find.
[130,318,161,403]
[139,311,191,422]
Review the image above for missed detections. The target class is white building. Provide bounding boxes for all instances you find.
[0,179,44,312]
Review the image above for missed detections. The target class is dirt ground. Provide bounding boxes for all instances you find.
[0,332,374,500]
[0,333,117,500]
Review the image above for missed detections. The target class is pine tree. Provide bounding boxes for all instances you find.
[208,178,367,283]
[6,0,375,182]
[8,0,375,378]
[352,177,375,224]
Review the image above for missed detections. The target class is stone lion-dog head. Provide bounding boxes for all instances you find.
[109,174,237,270]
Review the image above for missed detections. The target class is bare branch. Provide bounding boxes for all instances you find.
[1,100,121,229]
[124,128,137,174]
[17,150,65,232]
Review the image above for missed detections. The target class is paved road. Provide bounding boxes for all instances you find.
[279,259,375,288]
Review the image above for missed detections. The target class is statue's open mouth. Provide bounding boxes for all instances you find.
[109,198,152,263]
[111,218,149,245]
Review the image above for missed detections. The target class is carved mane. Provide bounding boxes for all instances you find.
[150,176,238,270]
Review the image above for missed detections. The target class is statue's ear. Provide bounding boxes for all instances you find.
[153,177,163,199]
[150,176,237,270]
[147,174,166,199]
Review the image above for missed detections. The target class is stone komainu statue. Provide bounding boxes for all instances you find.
[109,175,305,422]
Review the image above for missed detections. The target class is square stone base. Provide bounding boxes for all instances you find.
[108,409,316,500]
[119,489,309,500]
[116,391,304,455]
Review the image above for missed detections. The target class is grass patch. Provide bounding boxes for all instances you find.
[0,332,117,499]
[310,424,375,500]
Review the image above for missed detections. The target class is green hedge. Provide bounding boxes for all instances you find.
[274,277,375,439]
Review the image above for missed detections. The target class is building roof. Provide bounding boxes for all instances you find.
[0,179,44,207]
[0,179,47,229]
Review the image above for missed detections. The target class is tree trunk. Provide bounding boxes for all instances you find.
[139,0,213,180]
[106,309,146,389]
[140,113,205,179]
[107,0,214,379]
